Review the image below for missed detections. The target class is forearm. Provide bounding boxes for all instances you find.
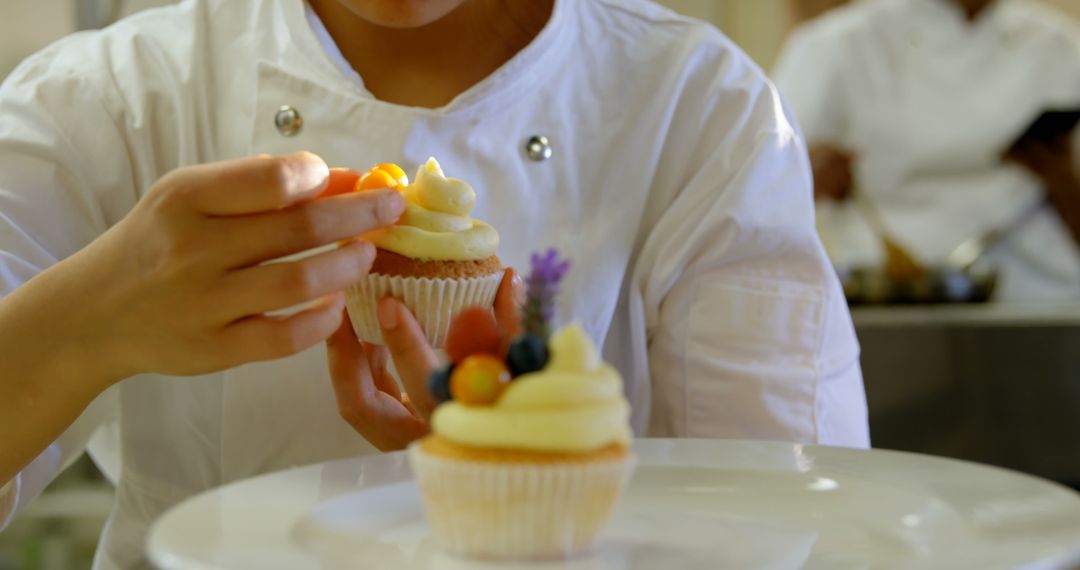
[1045,171,1080,249]
[0,262,119,485]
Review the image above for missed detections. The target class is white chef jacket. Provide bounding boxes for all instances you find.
[774,0,1080,302]
[0,0,868,566]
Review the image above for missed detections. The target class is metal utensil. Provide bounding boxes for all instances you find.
[944,198,1046,273]
[852,189,927,282]
[841,189,1003,305]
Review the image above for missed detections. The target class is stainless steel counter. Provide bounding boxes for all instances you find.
[853,304,1080,485]
[853,304,1080,327]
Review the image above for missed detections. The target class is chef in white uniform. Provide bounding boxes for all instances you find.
[0,0,868,567]
[774,0,1080,302]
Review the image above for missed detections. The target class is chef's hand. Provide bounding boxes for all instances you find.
[808,143,856,201]
[327,268,522,451]
[1005,134,1080,194]
[43,152,404,387]
[1006,134,1080,249]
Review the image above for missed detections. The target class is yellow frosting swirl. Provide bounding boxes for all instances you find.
[364,158,499,261]
[431,325,633,453]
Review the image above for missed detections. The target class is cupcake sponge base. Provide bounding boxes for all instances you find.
[372,250,502,280]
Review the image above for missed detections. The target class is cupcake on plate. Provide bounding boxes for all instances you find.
[345,158,501,347]
[408,250,636,560]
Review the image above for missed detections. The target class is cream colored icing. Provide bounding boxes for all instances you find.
[432,325,633,453]
[364,158,498,261]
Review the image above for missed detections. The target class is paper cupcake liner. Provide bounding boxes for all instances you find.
[345,272,502,348]
[408,444,636,560]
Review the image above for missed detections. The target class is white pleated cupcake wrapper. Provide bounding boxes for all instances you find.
[408,445,637,560]
[345,272,502,348]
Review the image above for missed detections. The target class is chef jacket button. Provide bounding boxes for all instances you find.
[525,135,552,161]
[274,106,303,137]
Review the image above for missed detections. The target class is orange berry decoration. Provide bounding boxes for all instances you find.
[445,306,503,364]
[356,162,408,192]
[450,355,512,406]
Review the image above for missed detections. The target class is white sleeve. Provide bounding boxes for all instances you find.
[0,38,136,529]
[771,22,849,145]
[638,81,869,448]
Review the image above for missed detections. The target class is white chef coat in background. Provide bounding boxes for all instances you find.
[0,0,868,566]
[773,0,1080,302]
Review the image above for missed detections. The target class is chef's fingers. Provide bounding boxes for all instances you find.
[176,153,329,216]
[216,188,403,267]
[219,292,345,364]
[363,342,404,400]
[220,240,375,317]
[318,168,362,198]
[377,297,439,421]
[494,268,524,340]
[327,313,429,450]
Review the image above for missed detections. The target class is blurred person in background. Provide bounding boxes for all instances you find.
[774,0,1080,301]
[790,0,851,24]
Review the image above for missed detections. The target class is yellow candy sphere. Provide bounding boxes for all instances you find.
[376,163,407,185]
[450,355,512,406]
[356,163,408,192]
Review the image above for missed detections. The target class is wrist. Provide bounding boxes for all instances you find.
[52,322,130,398]
[0,264,126,485]
[0,262,129,399]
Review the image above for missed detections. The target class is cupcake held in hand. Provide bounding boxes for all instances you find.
[409,250,636,560]
[345,158,501,347]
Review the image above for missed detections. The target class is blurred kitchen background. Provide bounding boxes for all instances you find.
[2,0,1080,568]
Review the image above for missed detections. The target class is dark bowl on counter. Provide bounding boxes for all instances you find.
[840,265,998,305]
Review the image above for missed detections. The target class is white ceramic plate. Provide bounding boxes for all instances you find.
[148,439,1080,570]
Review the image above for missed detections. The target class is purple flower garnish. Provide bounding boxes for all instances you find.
[523,248,571,339]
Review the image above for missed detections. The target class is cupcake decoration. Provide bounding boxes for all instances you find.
[427,249,571,406]
[344,157,502,347]
[450,355,512,406]
[356,163,409,191]
[409,249,634,560]
[522,248,571,339]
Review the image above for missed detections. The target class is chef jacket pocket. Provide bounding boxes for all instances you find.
[684,276,826,442]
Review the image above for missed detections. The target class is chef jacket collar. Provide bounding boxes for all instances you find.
[909,0,1015,46]
[919,0,1009,28]
[283,0,574,116]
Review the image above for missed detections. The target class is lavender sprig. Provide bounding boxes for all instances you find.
[523,248,571,339]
